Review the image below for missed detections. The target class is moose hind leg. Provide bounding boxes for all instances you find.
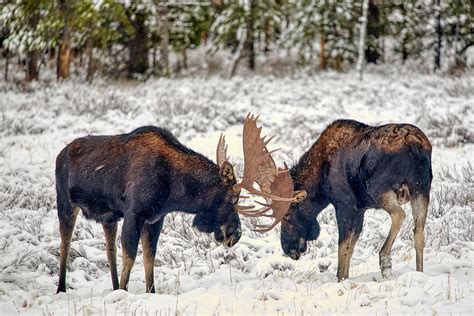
[141,219,165,293]
[57,206,80,293]
[379,191,406,278]
[411,194,428,272]
[336,207,364,281]
[103,222,119,290]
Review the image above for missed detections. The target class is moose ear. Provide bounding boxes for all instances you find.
[219,161,236,184]
[292,190,307,203]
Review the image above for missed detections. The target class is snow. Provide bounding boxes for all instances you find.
[0,68,473,314]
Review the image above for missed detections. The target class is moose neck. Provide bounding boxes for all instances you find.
[290,141,330,215]
[291,145,324,195]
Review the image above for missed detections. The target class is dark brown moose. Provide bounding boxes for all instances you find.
[55,114,300,293]
[277,119,432,281]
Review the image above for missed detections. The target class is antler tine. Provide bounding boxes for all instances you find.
[252,221,280,233]
[238,207,272,217]
[216,133,229,167]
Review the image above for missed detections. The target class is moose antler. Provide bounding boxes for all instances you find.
[216,133,228,167]
[234,114,294,202]
[238,164,307,232]
[234,114,307,231]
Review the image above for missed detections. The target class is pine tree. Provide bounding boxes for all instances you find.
[365,0,382,63]
[441,0,473,71]
[387,0,429,63]
[210,0,282,75]
[0,0,52,80]
[167,1,211,71]
[282,0,361,70]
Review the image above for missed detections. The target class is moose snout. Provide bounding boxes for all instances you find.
[222,226,242,248]
[282,237,307,260]
[289,249,301,260]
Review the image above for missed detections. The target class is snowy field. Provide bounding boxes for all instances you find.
[0,69,473,315]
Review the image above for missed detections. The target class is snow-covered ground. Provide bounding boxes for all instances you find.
[0,69,473,315]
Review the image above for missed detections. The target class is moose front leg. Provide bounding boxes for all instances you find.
[103,222,119,290]
[119,213,145,291]
[336,207,364,281]
[141,219,165,293]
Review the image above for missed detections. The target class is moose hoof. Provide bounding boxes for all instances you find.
[379,255,393,279]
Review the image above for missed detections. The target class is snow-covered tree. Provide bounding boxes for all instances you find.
[441,0,473,70]
[167,1,211,70]
[1,0,53,80]
[210,0,282,74]
[387,0,430,63]
[282,0,361,70]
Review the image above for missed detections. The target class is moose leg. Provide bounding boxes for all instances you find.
[141,219,165,293]
[103,222,119,290]
[411,194,429,272]
[119,213,145,291]
[57,206,80,293]
[336,207,364,281]
[379,191,406,278]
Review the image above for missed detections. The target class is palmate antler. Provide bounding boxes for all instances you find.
[238,164,307,232]
[234,114,295,201]
[218,113,307,232]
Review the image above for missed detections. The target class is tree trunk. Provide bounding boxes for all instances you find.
[357,0,369,79]
[4,51,9,81]
[264,18,272,54]
[319,37,327,70]
[86,37,95,82]
[434,0,442,70]
[228,27,247,78]
[128,8,149,77]
[57,30,71,79]
[243,0,256,71]
[25,8,40,81]
[365,0,380,63]
[182,50,187,70]
[26,50,39,81]
[152,45,157,72]
[379,0,386,63]
[158,5,169,75]
[57,0,72,80]
[402,38,407,63]
[401,3,407,63]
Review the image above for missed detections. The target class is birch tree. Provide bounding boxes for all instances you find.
[356,0,369,79]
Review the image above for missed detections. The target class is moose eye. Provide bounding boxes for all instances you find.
[231,195,240,205]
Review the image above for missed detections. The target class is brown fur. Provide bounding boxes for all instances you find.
[55,126,242,293]
[282,119,432,280]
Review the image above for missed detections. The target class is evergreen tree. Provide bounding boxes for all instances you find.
[1,0,53,80]
[167,1,211,71]
[365,0,382,63]
[441,0,473,69]
[387,0,429,63]
[124,0,151,77]
[210,0,282,74]
[282,0,361,70]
